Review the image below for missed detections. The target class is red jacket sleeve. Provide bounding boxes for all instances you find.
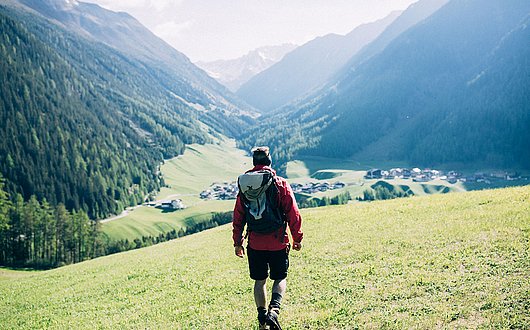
[278,178,304,243]
[232,194,246,246]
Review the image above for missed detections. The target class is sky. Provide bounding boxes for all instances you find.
[83,0,419,63]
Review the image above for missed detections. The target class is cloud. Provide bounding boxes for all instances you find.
[152,20,194,40]
[86,0,181,13]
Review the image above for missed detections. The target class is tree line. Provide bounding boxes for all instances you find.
[298,191,352,209]
[0,172,234,268]
[0,175,102,268]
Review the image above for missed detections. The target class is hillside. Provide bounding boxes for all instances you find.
[240,0,530,171]
[1,186,528,329]
[13,0,253,118]
[101,139,251,242]
[236,11,400,112]
[0,3,253,219]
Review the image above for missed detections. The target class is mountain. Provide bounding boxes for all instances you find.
[340,0,449,73]
[240,0,530,171]
[0,2,252,219]
[196,43,297,92]
[236,11,401,112]
[13,0,255,122]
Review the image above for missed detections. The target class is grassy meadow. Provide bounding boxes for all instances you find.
[1,185,529,329]
[101,139,250,241]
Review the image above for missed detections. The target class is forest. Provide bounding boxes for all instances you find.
[0,174,100,267]
[0,172,235,268]
[0,6,220,220]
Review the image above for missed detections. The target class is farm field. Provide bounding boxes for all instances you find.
[1,186,529,329]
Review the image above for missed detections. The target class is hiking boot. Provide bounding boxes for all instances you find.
[266,307,282,330]
[258,307,269,330]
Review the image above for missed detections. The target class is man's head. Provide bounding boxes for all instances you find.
[252,146,272,166]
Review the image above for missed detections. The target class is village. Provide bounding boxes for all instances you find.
[290,181,346,194]
[145,199,186,211]
[197,168,525,202]
[200,182,239,200]
[365,168,523,184]
[199,180,348,200]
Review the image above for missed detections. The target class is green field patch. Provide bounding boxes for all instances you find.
[158,139,250,199]
[102,139,250,242]
[1,186,529,329]
[290,156,411,177]
[0,268,39,281]
[102,200,234,241]
[286,160,310,179]
[310,170,345,180]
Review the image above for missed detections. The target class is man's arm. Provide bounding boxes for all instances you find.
[232,194,246,257]
[279,179,303,248]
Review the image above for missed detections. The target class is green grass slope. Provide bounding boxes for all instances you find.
[1,186,529,329]
[101,139,250,241]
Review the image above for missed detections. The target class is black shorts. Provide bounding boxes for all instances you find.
[247,246,290,281]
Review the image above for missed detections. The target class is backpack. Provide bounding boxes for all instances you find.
[237,170,286,234]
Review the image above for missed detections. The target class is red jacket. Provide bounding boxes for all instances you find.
[232,165,303,251]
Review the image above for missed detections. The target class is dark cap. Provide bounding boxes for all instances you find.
[252,146,272,166]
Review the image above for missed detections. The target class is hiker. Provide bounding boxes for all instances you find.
[232,146,303,330]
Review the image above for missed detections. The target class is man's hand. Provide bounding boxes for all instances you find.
[293,242,302,251]
[234,245,245,258]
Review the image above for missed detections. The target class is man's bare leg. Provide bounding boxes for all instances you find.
[255,279,268,327]
[254,279,267,308]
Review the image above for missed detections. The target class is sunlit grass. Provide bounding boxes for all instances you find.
[1,186,528,329]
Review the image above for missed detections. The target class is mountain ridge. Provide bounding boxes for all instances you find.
[196,43,297,92]
[236,11,401,112]
[239,0,530,171]
[14,0,256,118]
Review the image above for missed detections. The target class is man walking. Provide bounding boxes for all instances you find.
[232,146,303,330]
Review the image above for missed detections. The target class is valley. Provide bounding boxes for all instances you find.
[100,138,249,242]
[1,0,529,327]
[100,137,529,245]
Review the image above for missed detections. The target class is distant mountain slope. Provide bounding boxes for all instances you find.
[339,0,449,74]
[0,2,251,219]
[14,0,255,122]
[196,43,297,92]
[236,11,401,112]
[240,0,530,171]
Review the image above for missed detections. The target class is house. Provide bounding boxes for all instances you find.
[200,190,212,199]
[402,168,411,179]
[382,170,394,179]
[365,169,382,179]
[389,168,403,178]
[411,168,422,177]
[413,175,430,182]
[159,199,185,210]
